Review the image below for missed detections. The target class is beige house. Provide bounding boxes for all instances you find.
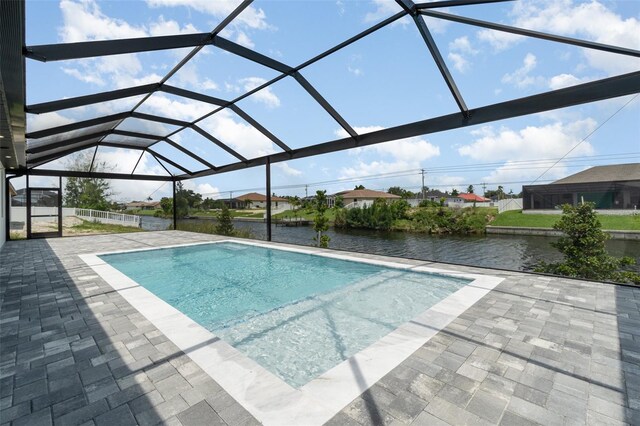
[236,192,291,210]
[125,201,161,211]
[333,189,401,208]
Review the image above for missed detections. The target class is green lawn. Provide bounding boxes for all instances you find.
[490,210,640,230]
[191,209,264,219]
[70,220,145,234]
[127,209,159,216]
[273,208,338,221]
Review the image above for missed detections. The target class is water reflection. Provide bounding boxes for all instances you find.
[142,217,640,273]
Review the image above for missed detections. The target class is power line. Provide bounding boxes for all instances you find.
[531,94,639,185]
[198,154,638,197]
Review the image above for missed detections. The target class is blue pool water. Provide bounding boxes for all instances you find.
[100,242,471,387]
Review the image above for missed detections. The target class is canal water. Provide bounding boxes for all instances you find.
[140,216,640,273]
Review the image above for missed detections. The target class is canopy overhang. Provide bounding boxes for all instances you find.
[2,0,639,181]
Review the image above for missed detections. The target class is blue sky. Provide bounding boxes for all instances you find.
[24,0,640,201]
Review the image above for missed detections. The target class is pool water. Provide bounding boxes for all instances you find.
[100,242,470,387]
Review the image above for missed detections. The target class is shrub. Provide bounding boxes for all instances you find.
[535,203,640,284]
[215,205,235,236]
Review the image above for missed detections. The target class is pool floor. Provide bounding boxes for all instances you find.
[81,237,505,425]
[100,242,469,387]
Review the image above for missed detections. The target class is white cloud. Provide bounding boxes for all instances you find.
[147,0,270,30]
[336,125,440,181]
[548,73,590,90]
[347,66,363,77]
[448,53,470,73]
[477,0,640,75]
[501,53,544,88]
[147,0,274,49]
[202,79,219,91]
[364,0,449,32]
[200,110,276,158]
[61,67,105,86]
[448,36,479,73]
[458,119,597,183]
[235,31,255,48]
[149,16,198,36]
[449,36,478,55]
[142,93,211,121]
[432,175,466,192]
[364,0,403,24]
[275,163,302,176]
[477,30,524,52]
[459,119,596,161]
[337,126,440,163]
[27,112,74,133]
[138,93,279,159]
[91,149,172,200]
[340,160,418,182]
[239,77,280,108]
[116,72,164,89]
[58,1,201,89]
[183,181,220,197]
[58,0,147,42]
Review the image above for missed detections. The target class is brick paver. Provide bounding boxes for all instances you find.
[1,231,639,425]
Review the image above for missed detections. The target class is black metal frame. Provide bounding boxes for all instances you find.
[26,182,62,239]
[0,0,636,241]
[13,0,638,181]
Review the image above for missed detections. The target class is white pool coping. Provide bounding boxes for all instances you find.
[80,239,504,426]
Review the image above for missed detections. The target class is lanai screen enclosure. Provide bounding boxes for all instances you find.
[1,0,639,241]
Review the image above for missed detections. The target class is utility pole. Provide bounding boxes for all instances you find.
[482,182,487,197]
[305,184,308,199]
[421,169,426,199]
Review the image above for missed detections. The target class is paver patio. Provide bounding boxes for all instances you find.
[1,231,639,425]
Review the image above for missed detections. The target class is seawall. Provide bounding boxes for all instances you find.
[486,226,640,240]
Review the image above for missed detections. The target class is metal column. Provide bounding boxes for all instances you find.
[58,176,63,236]
[266,157,271,242]
[26,174,31,238]
[172,179,177,230]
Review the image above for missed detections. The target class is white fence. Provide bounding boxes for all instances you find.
[10,207,140,228]
[496,198,523,213]
[75,208,141,227]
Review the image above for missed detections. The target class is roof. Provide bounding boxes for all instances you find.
[424,190,448,197]
[552,163,640,185]
[336,189,401,199]
[459,193,490,202]
[1,2,636,182]
[8,181,17,196]
[236,192,288,202]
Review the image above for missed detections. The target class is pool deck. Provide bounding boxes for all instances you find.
[1,231,639,426]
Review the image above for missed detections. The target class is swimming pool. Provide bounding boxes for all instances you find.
[99,242,470,387]
[82,239,503,425]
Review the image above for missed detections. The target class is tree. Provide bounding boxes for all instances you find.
[312,190,330,248]
[354,184,365,190]
[215,205,235,236]
[64,151,114,210]
[451,189,459,196]
[388,186,415,199]
[174,182,190,218]
[160,197,173,216]
[536,203,639,284]
[334,195,344,209]
[201,197,222,210]
[485,187,506,200]
[466,185,474,194]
